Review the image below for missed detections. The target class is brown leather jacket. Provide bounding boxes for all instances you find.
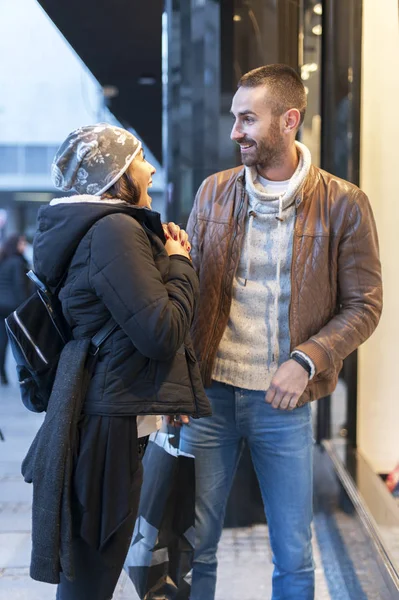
[187,164,382,405]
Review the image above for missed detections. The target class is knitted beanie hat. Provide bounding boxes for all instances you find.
[51,123,142,196]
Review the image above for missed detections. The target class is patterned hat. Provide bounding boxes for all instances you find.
[51,123,142,196]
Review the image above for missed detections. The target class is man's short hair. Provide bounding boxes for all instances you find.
[238,64,307,128]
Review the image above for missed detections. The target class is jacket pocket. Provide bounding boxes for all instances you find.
[152,347,194,398]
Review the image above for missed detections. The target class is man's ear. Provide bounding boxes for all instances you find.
[283,108,301,133]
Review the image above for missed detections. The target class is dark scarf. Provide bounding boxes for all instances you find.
[22,338,92,583]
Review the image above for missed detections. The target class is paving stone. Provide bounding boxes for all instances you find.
[0,533,32,568]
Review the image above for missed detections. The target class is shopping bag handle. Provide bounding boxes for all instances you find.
[152,427,180,456]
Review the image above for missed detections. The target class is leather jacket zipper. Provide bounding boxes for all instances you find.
[288,193,303,353]
[203,178,246,383]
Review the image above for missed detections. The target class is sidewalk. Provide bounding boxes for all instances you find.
[0,353,331,600]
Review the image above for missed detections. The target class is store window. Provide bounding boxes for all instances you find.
[300,0,322,166]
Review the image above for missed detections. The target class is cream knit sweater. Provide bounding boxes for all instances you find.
[212,142,312,391]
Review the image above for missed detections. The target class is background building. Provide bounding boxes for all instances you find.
[0,0,164,242]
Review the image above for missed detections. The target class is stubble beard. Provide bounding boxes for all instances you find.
[240,119,286,171]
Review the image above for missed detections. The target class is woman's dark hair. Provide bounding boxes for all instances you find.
[101,167,140,205]
[0,234,24,263]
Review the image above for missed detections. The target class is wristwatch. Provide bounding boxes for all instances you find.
[290,353,312,377]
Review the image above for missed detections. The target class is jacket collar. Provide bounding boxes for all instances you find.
[237,164,320,208]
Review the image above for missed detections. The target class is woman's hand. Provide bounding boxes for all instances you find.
[162,222,191,260]
[164,415,190,428]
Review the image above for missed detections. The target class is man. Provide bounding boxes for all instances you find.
[180,64,382,599]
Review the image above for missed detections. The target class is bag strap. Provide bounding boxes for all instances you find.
[27,269,118,353]
[90,318,118,355]
[27,269,67,295]
[27,270,48,294]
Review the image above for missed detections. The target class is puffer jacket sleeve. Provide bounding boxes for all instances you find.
[89,213,199,361]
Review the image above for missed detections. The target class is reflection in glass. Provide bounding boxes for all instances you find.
[300,0,322,167]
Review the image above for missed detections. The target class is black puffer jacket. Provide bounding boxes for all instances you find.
[33,197,211,418]
[0,254,30,313]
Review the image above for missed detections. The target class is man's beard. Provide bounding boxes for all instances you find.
[240,118,285,170]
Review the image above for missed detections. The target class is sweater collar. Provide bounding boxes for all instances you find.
[244,141,312,212]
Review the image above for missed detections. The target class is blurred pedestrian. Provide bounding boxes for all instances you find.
[0,233,30,385]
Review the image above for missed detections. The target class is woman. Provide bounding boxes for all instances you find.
[0,234,30,385]
[31,123,210,599]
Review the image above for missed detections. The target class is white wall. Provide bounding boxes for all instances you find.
[0,0,103,144]
[358,0,399,473]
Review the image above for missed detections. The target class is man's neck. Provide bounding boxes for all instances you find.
[256,144,299,182]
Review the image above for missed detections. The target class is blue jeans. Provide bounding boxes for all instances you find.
[180,381,315,600]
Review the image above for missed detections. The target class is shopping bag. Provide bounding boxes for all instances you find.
[124,430,195,599]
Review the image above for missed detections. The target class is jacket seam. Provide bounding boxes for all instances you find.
[197,216,231,224]
[297,232,331,238]
[348,192,364,289]
[100,334,113,398]
[92,239,149,273]
[91,254,170,319]
[87,226,113,399]
[309,336,334,369]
